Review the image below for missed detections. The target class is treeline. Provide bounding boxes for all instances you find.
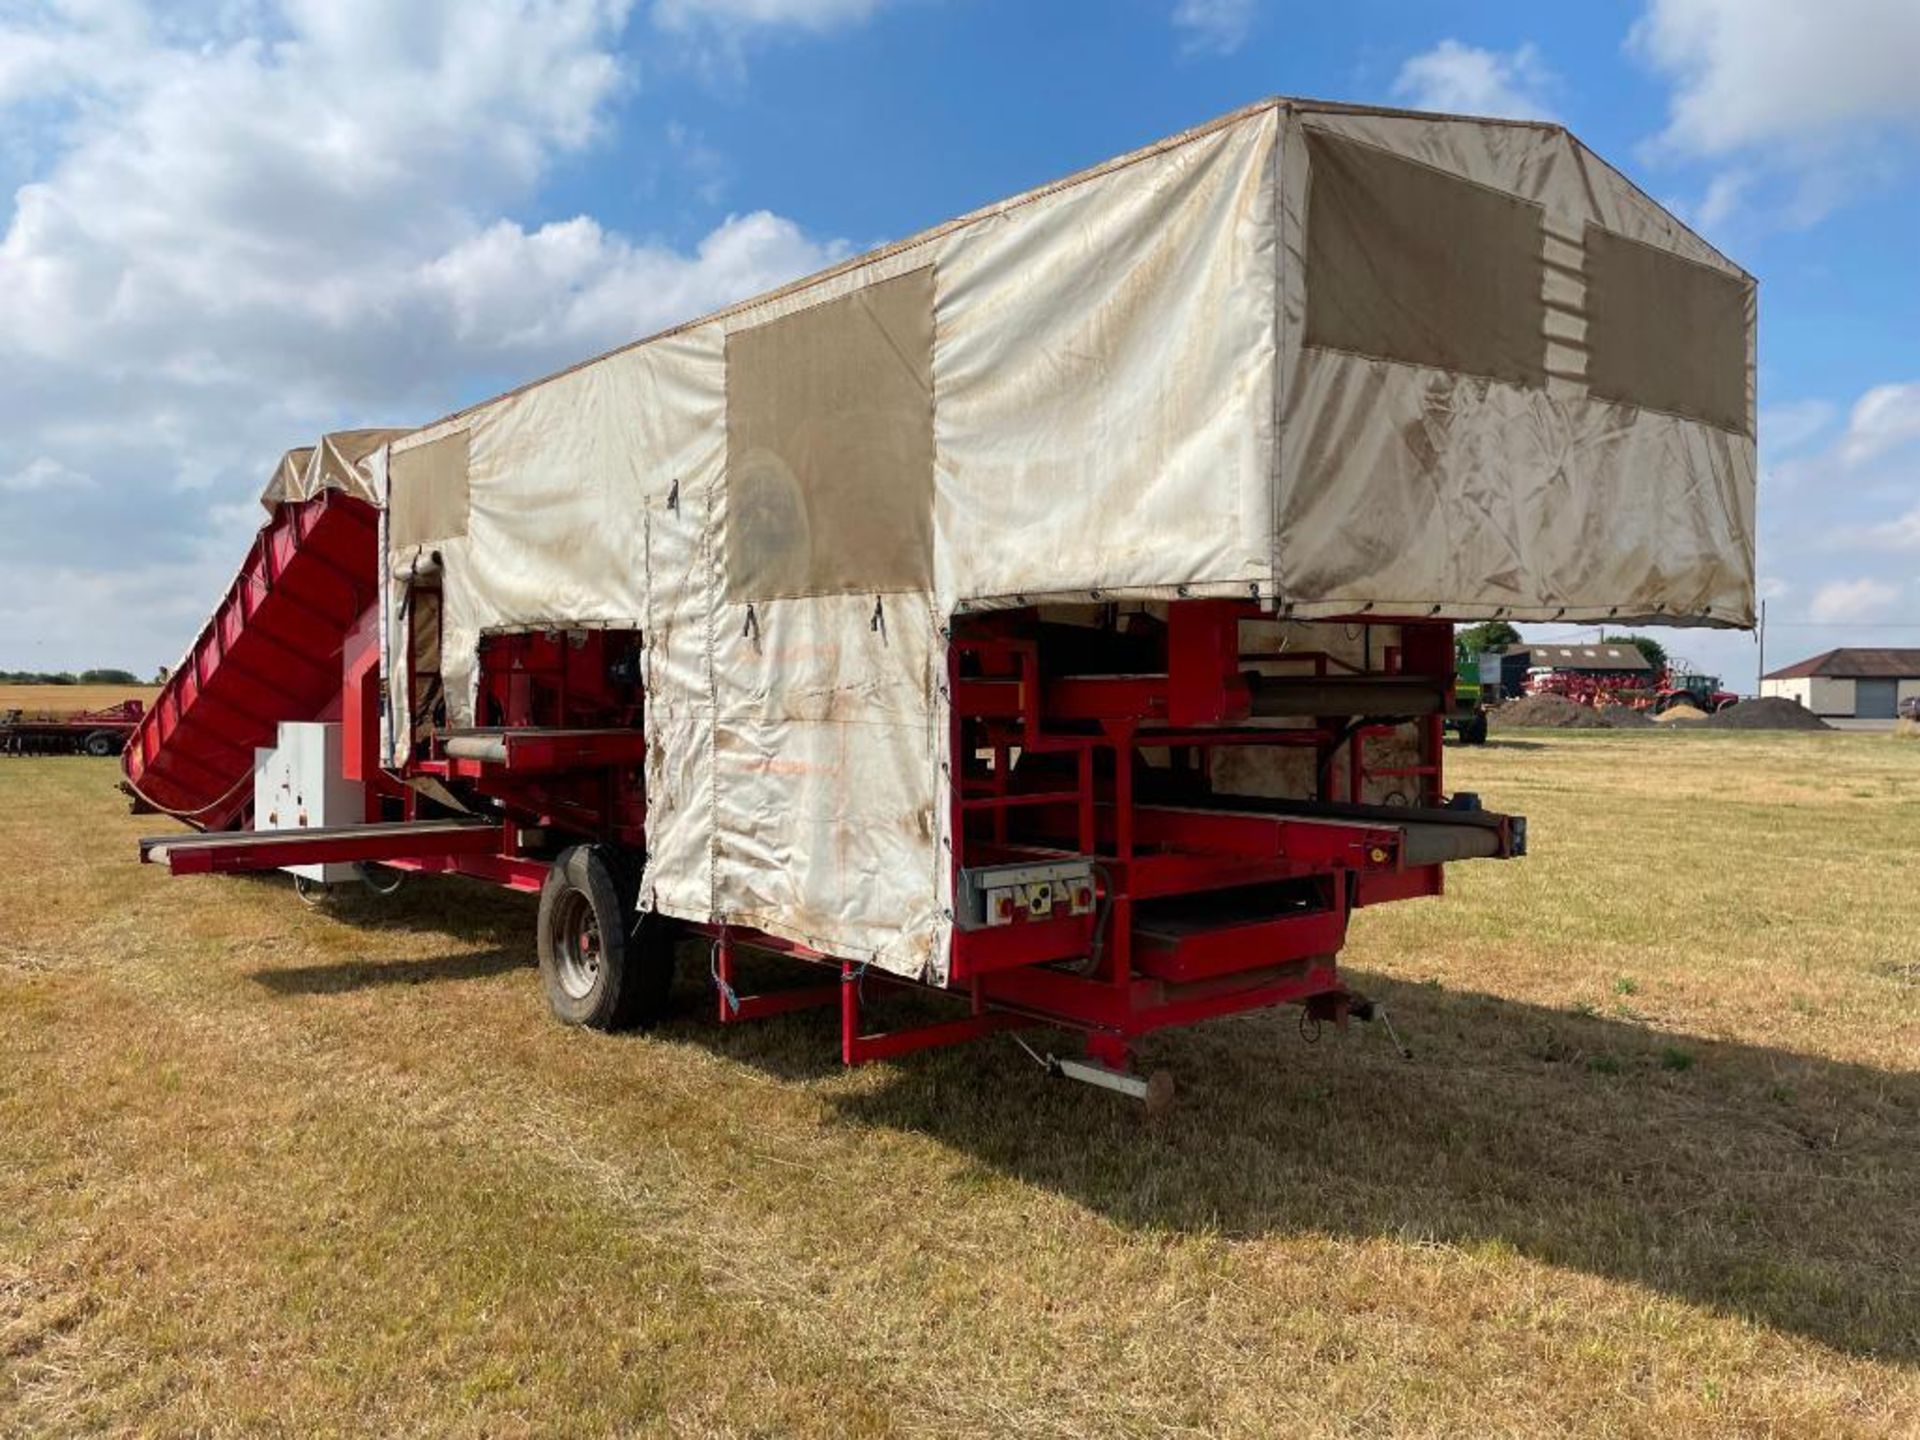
[0,669,146,686]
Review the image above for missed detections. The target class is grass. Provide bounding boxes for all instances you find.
[0,682,160,716]
[2,728,1917,1436]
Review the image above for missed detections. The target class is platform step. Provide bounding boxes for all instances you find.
[1133,885,1348,983]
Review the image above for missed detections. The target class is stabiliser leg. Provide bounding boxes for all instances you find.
[1011,1032,1176,1115]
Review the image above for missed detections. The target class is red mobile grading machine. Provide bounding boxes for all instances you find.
[131,100,1755,1103]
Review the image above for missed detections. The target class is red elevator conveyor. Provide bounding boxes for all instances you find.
[121,490,379,831]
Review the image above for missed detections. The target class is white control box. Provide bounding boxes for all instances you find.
[253,721,365,882]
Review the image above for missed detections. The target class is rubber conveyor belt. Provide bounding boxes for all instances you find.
[1149,792,1519,865]
[140,818,505,874]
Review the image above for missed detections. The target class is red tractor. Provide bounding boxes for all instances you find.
[1651,666,1738,715]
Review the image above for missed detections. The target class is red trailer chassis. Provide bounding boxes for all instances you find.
[136,503,1523,1102]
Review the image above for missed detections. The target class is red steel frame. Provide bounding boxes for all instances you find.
[139,498,1519,1077]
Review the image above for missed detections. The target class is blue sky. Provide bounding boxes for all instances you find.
[1,0,1916,687]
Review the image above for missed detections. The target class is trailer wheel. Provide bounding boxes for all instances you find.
[83,730,119,757]
[357,862,407,897]
[537,845,672,1031]
[1462,712,1489,745]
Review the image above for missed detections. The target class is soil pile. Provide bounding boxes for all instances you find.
[1652,704,1708,723]
[1598,705,1655,728]
[1491,694,1612,729]
[1705,697,1833,731]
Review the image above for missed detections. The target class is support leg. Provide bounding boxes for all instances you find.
[1063,1032,1175,1114]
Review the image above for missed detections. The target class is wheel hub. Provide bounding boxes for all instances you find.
[552,890,602,1000]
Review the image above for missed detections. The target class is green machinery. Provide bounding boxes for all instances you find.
[1446,642,1491,745]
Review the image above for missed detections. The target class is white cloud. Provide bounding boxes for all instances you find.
[418,210,842,355]
[1631,0,1920,157]
[667,120,733,204]
[1758,397,1835,461]
[1809,577,1900,623]
[1745,380,1920,657]
[1838,382,1920,467]
[1689,167,1749,231]
[1854,505,1920,553]
[1391,40,1558,122]
[0,456,92,493]
[0,1,849,671]
[1172,0,1256,57]
[1630,0,1920,227]
[652,0,887,28]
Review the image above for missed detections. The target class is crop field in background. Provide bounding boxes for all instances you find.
[2,730,1917,1437]
[0,683,160,716]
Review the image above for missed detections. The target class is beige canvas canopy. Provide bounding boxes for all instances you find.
[258,428,409,509]
[362,97,1755,980]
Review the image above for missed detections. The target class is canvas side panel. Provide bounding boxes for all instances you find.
[418,340,709,732]
[931,106,1278,606]
[705,592,943,978]
[1274,112,1755,627]
[708,248,947,980]
[635,328,726,923]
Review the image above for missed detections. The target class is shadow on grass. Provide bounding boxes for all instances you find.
[231,870,534,946]
[676,959,1920,1365]
[231,904,1920,1363]
[251,948,526,995]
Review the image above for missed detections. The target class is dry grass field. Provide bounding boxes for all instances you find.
[2,730,1917,1436]
[0,683,160,717]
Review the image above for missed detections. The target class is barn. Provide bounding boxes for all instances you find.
[1761,649,1920,720]
[1489,642,1653,698]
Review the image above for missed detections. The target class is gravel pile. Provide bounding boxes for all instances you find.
[1479,693,1841,734]
[1704,697,1833,731]
[1490,694,1613,729]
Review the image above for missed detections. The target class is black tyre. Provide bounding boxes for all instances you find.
[357,862,407,897]
[536,845,673,1030]
[1463,711,1489,745]
[83,730,118,757]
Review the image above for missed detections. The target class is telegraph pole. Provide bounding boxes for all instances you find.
[1756,598,1767,695]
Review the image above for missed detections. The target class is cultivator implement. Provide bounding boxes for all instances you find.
[1,699,143,756]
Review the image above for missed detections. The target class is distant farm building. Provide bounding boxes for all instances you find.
[1487,642,1652,697]
[1761,649,1920,720]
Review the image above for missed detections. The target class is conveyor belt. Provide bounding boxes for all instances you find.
[1132,792,1522,865]
[1245,673,1445,717]
[1396,820,1503,864]
[438,727,647,770]
[140,818,504,874]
